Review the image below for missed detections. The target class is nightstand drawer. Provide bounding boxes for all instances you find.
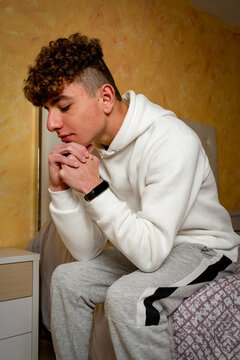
[0,248,40,360]
[0,332,31,360]
[0,261,32,301]
[0,297,32,339]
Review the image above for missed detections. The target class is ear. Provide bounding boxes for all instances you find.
[98,84,115,115]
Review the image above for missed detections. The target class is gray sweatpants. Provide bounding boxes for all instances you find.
[50,243,237,360]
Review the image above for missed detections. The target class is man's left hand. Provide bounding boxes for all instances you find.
[59,153,102,194]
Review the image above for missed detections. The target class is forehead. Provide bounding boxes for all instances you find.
[44,82,88,108]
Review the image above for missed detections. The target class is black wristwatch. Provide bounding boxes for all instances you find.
[84,180,109,203]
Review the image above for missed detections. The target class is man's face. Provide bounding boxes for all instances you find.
[44,82,106,147]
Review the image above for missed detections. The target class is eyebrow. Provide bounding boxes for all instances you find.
[50,95,72,105]
[43,94,73,110]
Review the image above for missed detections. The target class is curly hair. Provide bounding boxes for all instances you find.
[23,33,121,106]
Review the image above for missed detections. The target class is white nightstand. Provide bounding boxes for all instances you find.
[0,248,40,360]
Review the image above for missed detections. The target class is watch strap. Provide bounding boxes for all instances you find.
[84,180,109,202]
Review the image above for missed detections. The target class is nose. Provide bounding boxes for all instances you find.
[47,109,63,132]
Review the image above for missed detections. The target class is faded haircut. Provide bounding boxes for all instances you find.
[23,33,122,106]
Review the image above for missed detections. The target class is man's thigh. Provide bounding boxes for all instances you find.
[104,243,222,325]
[51,246,137,294]
[113,243,215,288]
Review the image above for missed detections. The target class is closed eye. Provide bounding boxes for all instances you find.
[60,104,71,112]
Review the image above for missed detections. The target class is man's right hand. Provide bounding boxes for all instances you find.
[48,142,94,192]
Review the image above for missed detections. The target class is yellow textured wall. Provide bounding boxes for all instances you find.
[0,0,239,249]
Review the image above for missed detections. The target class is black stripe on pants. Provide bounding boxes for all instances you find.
[144,255,232,326]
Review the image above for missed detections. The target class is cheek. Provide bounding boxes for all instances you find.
[88,109,105,129]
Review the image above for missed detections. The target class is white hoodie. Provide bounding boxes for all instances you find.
[49,91,240,272]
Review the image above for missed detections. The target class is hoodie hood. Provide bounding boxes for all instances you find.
[97,90,176,157]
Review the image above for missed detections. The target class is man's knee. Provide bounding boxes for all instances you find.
[51,262,75,290]
[105,282,120,318]
[105,278,130,322]
[51,261,90,292]
[51,259,101,292]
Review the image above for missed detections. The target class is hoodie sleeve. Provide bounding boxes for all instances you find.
[85,134,206,272]
[49,188,107,260]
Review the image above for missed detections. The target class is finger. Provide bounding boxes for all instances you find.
[51,145,87,164]
[68,154,81,166]
[62,150,88,163]
[86,144,95,159]
[52,142,89,158]
[87,144,94,153]
[51,144,73,154]
[48,153,80,168]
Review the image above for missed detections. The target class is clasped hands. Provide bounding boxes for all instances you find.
[48,142,102,194]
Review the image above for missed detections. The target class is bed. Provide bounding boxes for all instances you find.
[28,111,240,359]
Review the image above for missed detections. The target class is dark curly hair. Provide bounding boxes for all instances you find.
[23,33,121,106]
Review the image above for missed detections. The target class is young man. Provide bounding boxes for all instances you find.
[24,33,239,359]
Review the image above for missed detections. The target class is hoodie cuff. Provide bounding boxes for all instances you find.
[85,188,120,222]
[48,188,79,211]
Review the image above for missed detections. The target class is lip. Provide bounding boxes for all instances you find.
[58,134,73,142]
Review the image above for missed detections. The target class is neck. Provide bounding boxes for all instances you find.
[96,99,128,148]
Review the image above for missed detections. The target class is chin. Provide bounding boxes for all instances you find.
[74,139,90,147]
